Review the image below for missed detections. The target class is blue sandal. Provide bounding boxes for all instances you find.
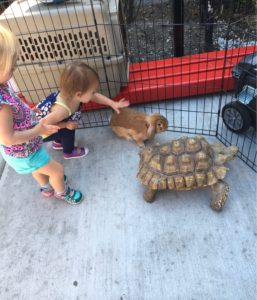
[55,186,83,205]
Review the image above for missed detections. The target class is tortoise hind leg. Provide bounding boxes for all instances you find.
[143,188,157,203]
[210,180,229,211]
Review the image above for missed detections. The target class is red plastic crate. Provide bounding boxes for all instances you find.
[83,46,257,111]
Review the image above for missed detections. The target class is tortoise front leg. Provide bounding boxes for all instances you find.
[210,180,229,211]
[143,188,156,203]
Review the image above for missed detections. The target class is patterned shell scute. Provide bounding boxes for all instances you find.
[137,136,219,191]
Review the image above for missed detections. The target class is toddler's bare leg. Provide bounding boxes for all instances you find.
[32,159,65,192]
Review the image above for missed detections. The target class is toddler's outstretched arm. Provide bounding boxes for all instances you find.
[92,93,129,114]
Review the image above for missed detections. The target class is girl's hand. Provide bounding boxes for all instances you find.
[112,98,130,114]
[37,118,60,136]
[31,106,41,114]
[66,121,79,130]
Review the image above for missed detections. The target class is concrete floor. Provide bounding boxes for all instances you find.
[0,124,256,300]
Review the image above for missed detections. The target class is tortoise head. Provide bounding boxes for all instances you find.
[214,145,238,165]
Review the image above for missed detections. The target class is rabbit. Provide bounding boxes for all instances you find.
[110,107,168,147]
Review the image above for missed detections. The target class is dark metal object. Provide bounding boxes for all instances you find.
[173,0,184,57]
[232,52,257,95]
[200,0,214,52]
[222,53,257,133]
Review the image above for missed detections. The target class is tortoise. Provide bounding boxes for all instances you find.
[137,136,238,211]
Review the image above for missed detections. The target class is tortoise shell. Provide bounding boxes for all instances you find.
[137,136,227,191]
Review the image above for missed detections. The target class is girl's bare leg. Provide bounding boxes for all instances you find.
[32,173,49,186]
[32,159,65,193]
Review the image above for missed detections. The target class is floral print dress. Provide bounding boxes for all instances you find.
[0,84,42,158]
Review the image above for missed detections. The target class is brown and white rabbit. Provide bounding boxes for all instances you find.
[110,108,168,147]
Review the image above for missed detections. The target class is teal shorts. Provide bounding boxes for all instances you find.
[0,146,50,174]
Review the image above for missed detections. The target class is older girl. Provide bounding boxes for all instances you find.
[0,23,83,205]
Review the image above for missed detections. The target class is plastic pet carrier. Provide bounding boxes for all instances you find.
[0,0,128,103]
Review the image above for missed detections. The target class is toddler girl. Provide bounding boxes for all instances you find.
[36,61,129,159]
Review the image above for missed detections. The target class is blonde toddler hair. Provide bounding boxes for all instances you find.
[0,23,19,76]
[60,61,100,98]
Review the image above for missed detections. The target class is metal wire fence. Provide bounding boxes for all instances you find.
[0,0,256,171]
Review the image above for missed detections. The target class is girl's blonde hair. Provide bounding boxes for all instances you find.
[0,23,19,76]
[60,61,100,98]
